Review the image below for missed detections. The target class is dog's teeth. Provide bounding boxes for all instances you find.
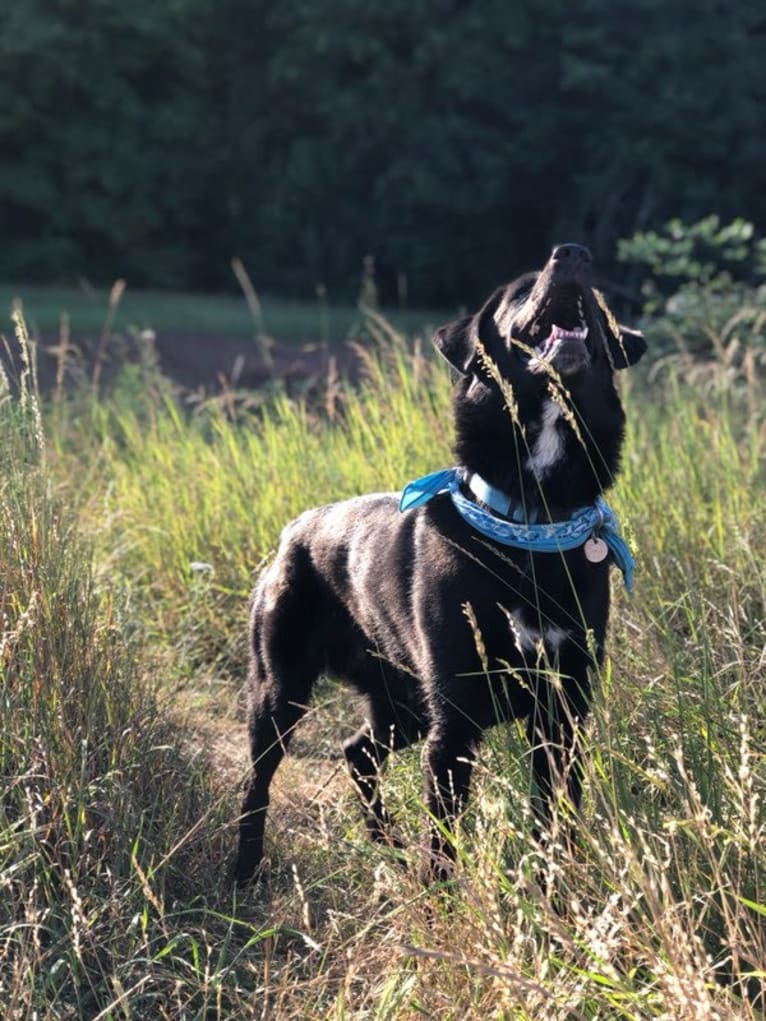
[550,324,589,342]
[532,323,589,364]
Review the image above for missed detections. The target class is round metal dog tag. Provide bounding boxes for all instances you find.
[584,537,609,563]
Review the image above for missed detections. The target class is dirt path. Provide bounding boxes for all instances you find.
[17,330,360,395]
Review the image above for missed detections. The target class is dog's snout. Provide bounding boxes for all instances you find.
[548,243,593,286]
[551,243,592,265]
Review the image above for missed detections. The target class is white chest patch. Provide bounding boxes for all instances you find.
[501,606,570,658]
[525,399,563,478]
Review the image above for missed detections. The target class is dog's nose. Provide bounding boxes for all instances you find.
[551,243,592,265]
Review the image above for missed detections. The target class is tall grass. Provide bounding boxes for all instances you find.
[2,309,765,1018]
[0,319,263,1017]
[62,326,452,676]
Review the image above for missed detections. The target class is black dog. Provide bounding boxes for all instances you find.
[235,243,646,885]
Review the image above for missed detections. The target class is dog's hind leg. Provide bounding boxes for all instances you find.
[343,695,420,847]
[235,562,317,886]
[235,660,313,885]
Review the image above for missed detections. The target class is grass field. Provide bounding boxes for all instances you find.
[1,302,764,1019]
[1,281,444,346]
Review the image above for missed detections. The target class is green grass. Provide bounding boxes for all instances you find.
[1,281,445,345]
[62,322,451,675]
[1,305,765,1018]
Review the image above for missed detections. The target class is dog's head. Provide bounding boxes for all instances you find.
[435,244,646,384]
[434,245,647,506]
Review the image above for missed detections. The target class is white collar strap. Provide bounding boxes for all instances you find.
[467,472,511,516]
[467,472,536,523]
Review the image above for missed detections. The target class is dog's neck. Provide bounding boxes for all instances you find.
[453,384,625,522]
[463,469,575,524]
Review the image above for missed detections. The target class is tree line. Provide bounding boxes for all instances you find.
[3,0,765,307]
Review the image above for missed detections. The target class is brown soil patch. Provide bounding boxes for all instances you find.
[11,329,360,396]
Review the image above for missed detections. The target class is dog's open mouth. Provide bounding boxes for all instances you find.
[493,252,599,377]
[533,322,589,363]
[514,282,593,375]
[525,304,592,374]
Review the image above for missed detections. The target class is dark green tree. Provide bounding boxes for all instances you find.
[1,0,765,303]
[0,0,216,285]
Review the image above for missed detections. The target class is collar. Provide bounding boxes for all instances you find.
[399,467,634,592]
[466,471,538,523]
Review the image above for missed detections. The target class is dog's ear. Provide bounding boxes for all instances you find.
[606,326,647,369]
[433,315,476,375]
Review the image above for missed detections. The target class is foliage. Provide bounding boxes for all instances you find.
[619,216,766,361]
[0,0,216,287]
[2,2,766,302]
[620,215,766,298]
[205,0,766,304]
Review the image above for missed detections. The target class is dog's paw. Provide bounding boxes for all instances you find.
[232,855,269,891]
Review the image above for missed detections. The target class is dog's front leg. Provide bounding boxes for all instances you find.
[526,665,590,850]
[421,724,478,884]
[527,712,583,835]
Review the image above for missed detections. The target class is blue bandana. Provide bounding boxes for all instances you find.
[399,467,634,592]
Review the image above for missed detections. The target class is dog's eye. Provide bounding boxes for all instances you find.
[506,274,537,305]
[500,287,533,315]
